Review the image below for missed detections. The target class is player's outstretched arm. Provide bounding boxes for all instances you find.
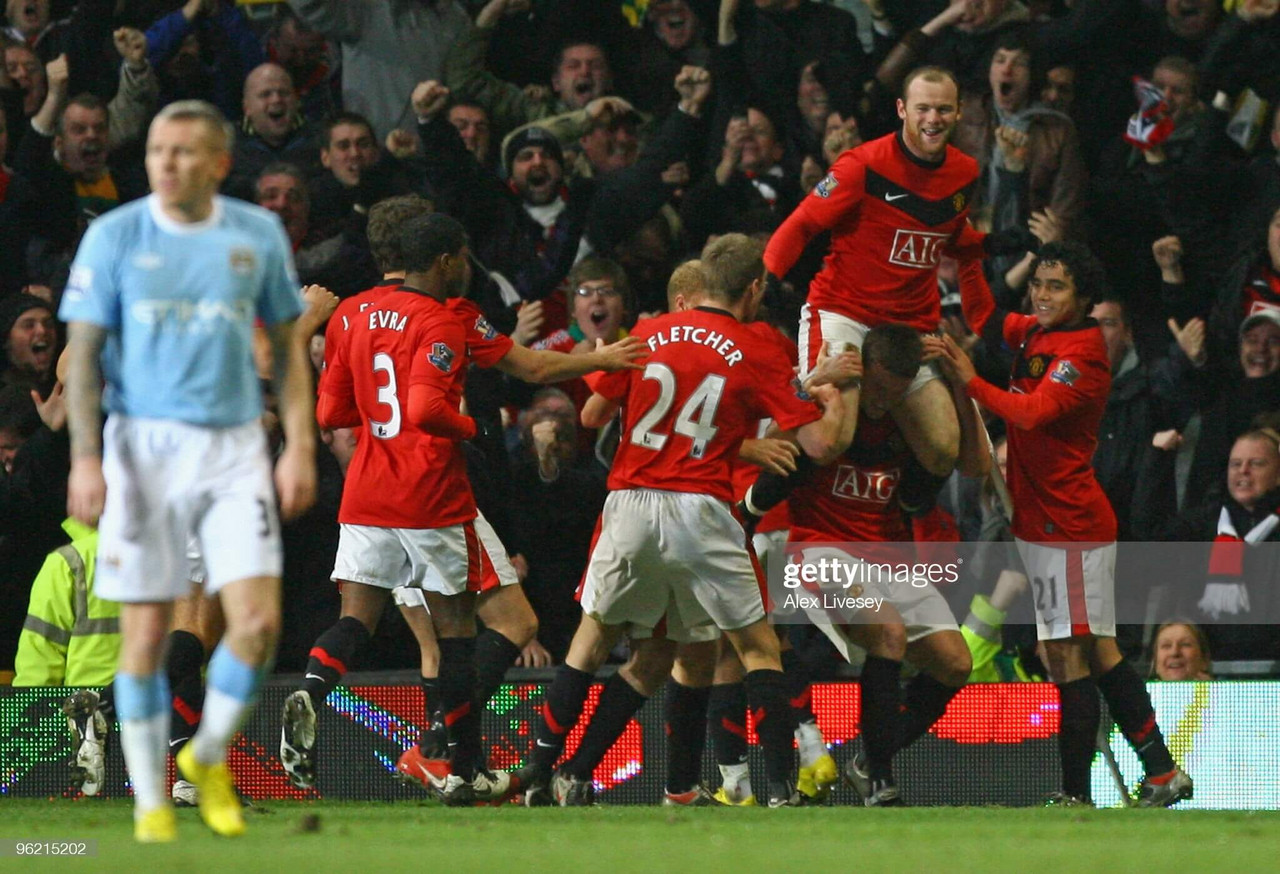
[495,335,646,384]
[268,321,318,521]
[794,383,852,466]
[63,321,107,526]
[581,391,621,429]
[932,335,991,477]
[935,335,1079,432]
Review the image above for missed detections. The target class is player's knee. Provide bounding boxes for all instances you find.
[871,623,907,661]
[231,605,282,651]
[917,439,958,477]
[938,650,972,688]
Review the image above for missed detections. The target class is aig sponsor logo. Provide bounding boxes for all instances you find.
[831,464,899,504]
[888,229,948,269]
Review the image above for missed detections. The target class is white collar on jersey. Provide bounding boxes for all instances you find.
[147,193,225,235]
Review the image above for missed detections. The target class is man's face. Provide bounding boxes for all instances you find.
[957,0,1008,33]
[1267,207,1280,272]
[1089,301,1131,370]
[448,104,491,164]
[1029,261,1088,330]
[1153,65,1197,126]
[5,0,49,37]
[572,278,626,344]
[861,361,914,420]
[1041,65,1076,113]
[552,44,611,110]
[274,18,327,74]
[650,0,699,51]
[256,172,309,245]
[243,66,297,145]
[56,104,109,180]
[1227,436,1280,509]
[145,118,230,213]
[740,108,783,174]
[0,427,23,475]
[1164,0,1220,40]
[798,62,830,134]
[579,120,639,175]
[1239,320,1280,378]
[322,122,378,188]
[6,306,56,377]
[6,46,45,115]
[897,76,960,162]
[510,145,563,206]
[989,47,1031,112]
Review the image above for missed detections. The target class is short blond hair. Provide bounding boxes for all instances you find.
[701,234,764,304]
[666,259,707,311]
[151,99,236,153]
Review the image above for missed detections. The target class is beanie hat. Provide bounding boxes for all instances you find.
[1,293,54,340]
[504,126,564,176]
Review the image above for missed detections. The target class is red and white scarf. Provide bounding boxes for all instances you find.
[1200,506,1280,618]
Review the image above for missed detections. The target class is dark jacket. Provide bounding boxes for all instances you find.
[225,120,321,202]
[146,0,265,122]
[1093,355,1164,541]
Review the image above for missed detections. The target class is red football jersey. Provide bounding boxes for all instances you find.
[319,280,399,394]
[765,132,984,332]
[587,308,822,502]
[730,323,799,532]
[322,288,481,529]
[789,413,912,544]
[966,313,1117,543]
[447,297,515,367]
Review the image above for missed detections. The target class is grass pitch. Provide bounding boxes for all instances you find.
[2,800,1275,873]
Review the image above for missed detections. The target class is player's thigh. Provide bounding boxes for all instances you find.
[340,581,392,631]
[671,494,768,636]
[579,491,669,634]
[798,307,869,377]
[119,601,176,674]
[411,513,520,598]
[564,611,626,674]
[476,579,538,645]
[672,639,718,687]
[892,378,960,473]
[723,618,782,673]
[905,629,972,687]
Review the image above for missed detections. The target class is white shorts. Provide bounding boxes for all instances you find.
[579,489,765,644]
[1014,539,1117,641]
[332,511,518,596]
[97,415,280,602]
[392,586,428,609]
[798,304,938,393]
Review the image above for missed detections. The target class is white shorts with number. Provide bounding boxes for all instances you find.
[97,415,280,602]
[798,304,939,393]
[1014,539,1116,641]
[579,489,764,644]
[332,510,518,596]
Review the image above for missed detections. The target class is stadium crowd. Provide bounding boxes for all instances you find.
[1,0,1278,699]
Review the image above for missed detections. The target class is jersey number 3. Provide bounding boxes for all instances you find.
[630,363,725,459]
[370,352,401,440]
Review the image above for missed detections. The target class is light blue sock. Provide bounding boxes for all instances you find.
[189,644,269,765]
[115,670,169,812]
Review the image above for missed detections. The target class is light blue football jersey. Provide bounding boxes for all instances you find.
[59,195,304,427]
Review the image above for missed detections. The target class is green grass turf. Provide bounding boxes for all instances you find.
[2,801,1276,873]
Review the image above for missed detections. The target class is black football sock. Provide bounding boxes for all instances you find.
[708,682,749,767]
[472,628,523,713]
[745,669,796,793]
[439,637,480,779]
[860,654,902,783]
[418,676,443,753]
[1056,677,1100,800]
[561,672,648,781]
[166,629,206,753]
[896,673,962,754]
[302,616,371,706]
[1097,660,1176,777]
[530,665,594,776]
[663,678,711,794]
[780,649,816,726]
[898,455,950,517]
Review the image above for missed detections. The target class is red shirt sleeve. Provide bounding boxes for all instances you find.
[584,368,631,400]
[763,151,866,278]
[1002,312,1037,348]
[750,339,823,431]
[407,317,476,439]
[451,299,516,368]
[958,257,996,336]
[965,352,1106,431]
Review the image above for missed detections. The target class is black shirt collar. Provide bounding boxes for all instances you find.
[895,129,946,170]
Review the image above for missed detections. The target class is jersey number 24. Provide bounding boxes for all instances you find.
[630,363,726,459]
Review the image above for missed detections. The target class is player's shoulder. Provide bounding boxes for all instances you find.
[216,196,290,242]
[944,144,980,178]
[83,196,151,240]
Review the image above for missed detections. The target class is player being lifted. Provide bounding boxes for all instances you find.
[300,211,643,804]
[937,241,1192,807]
[751,65,1026,526]
[518,235,857,808]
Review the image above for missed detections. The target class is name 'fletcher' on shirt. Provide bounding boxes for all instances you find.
[646,325,744,366]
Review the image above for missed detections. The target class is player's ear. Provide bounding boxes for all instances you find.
[895,98,906,121]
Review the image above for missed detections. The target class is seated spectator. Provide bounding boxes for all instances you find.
[1,291,57,394]
[145,0,264,122]
[266,8,337,124]
[226,62,321,200]
[1149,621,1212,681]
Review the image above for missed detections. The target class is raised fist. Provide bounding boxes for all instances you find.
[411,80,450,120]
[113,28,148,68]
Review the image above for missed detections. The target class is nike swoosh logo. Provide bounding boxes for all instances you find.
[536,739,557,748]
[304,674,325,681]
[169,737,190,748]
[884,193,908,202]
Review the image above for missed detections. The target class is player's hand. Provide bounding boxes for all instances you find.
[935,333,978,385]
[30,383,66,432]
[739,437,800,475]
[1151,429,1183,452]
[807,341,862,389]
[411,80,450,120]
[1167,316,1207,366]
[1151,235,1183,277]
[113,28,148,69]
[67,456,106,526]
[46,54,69,93]
[674,65,711,114]
[593,335,647,371]
[298,284,339,335]
[275,444,317,522]
[517,638,554,668]
[1027,208,1062,247]
[511,299,545,346]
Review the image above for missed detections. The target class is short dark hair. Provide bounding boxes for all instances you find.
[399,213,468,273]
[1030,240,1107,307]
[56,93,109,136]
[367,194,433,273]
[862,323,923,380]
[1154,55,1199,92]
[552,39,609,76]
[700,233,764,305]
[1094,295,1129,327]
[255,161,309,200]
[901,65,960,102]
[322,111,374,150]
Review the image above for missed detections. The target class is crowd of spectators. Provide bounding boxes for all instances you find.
[2,0,1277,678]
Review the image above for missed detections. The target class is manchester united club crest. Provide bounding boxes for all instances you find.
[429,341,455,373]
[952,191,966,212]
[1028,355,1049,378]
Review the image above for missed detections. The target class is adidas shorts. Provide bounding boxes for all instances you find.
[1015,539,1116,641]
[798,304,939,393]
